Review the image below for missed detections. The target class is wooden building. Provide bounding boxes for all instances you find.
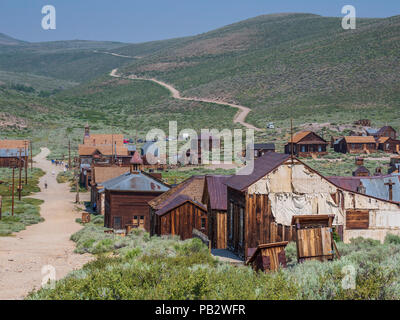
[354,119,372,127]
[353,166,370,177]
[149,175,205,237]
[246,242,288,272]
[90,165,130,215]
[245,143,275,159]
[334,136,377,154]
[224,152,400,258]
[377,137,400,154]
[284,131,328,158]
[202,175,233,249]
[0,140,29,168]
[153,194,208,240]
[190,133,220,164]
[104,170,170,231]
[367,126,397,140]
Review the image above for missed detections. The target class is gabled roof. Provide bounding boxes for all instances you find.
[155,194,207,216]
[286,131,327,145]
[148,175,205,210]
[103,171,170,192]
[377,126,396,135]
[353,166,370,176]
[0,140,29,149]
[377,137,390,144]
[205,175,233,211]
[365,128,379,135]
[225,152,290,192]
[130,151,143,164]
[343,136,376,144]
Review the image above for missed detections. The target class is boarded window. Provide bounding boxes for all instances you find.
[346,210,369,229]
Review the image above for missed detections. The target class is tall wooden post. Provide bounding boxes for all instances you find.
[11,166,15,216]
[18,148,22,201]
[290,119,294,164]
[30,140,33,171]
[24,141,28,185]
[68,140,71,171]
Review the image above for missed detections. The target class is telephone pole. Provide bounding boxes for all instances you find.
[68,139,71,171]
[11,165,15,216]
[24,140,28,185]
[290,119,294,164]
[30,140,33,171]
[18,148,22,200]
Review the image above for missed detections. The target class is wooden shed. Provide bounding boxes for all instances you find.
[292,215,339,263]
[202,175,233,249]
[154,194,208,240]
[377,137,400,154]
[0,140,29,168]
[246,241,288,272]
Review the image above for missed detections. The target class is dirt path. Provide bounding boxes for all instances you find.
[110,68,262,132]
[0,148,92,300]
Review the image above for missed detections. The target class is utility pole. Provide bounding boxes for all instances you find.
[24,140,28,185]
[68,139,71,171]
[18,148,22,200]
[75,163,80,203]
[290,118,294,164]
[11,165,15,216]
[30,140,33,171]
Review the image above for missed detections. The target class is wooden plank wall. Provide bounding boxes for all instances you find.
[212,210,227,249]
[346,210,369,229]
[160,202,208,240]
[297,227,333,261]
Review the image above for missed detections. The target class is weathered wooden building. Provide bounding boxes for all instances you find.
[202,175,233,249]
[0,140,29,168]
[367,126,397,140]
[246,241,288,272]
[353,166,370,177]
[244,143,275,159]
[284,131,328,158]
[149,175,205,237]
[104,171,170,231]
[153,194,208,240]
[334,136,377,154]
[224,152,400,258]
[377,137,400,154]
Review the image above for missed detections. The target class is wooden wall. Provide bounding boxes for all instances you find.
[158,202,208,240]
[104,190,163,231]
[209,210,227,249]
[227,188,296,258]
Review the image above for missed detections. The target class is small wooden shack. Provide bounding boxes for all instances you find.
[292,215,338,263]
[0,140,29,168]
[245,143,276,159]
[377,137,400,154]
[153,195,208,240]
[284,131,328,158]
[353,166,370,177]
[367,126,397,140]
[246,241,288,272]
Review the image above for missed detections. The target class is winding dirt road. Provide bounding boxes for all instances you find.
[0,148,92,300]
[110,68,262,132]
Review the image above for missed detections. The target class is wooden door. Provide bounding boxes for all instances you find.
[113,216,122,229]
[297,227,333,261]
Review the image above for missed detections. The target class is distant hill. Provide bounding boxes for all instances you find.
[114,13,400,130]
[0,33,26,46]
[0,34,131,82]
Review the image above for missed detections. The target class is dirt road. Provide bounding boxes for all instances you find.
[0,148,92,300]
[110,68,262,132]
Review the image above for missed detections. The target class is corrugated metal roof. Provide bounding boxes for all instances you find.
[155,194,206,216]
[225,152,290,191]
[0,148,27,157]
[103,171,170,192]
[206,175,233,211]
[141,142,159,157]
[328,174,400,202]
[366,128,378,135]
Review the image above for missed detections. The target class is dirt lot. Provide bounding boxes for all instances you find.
[0,148,92,300]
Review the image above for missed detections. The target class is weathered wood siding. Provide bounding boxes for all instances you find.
[159,202,207,240]
[346,210,369,229]
[209,210,227,249]
[104,190,162,231]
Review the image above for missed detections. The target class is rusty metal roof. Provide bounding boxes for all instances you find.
[0,148,27,157]
[103,171,170,192]
[93,166,130,184]
[225,152,290,192]
[155,194,207,216]
[205,175,233,211]
[344,136,376,144]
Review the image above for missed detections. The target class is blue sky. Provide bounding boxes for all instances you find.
[0,0,399,43]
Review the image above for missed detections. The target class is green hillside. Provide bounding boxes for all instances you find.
[116,13,400,131]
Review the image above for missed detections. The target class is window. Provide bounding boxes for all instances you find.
[239,207,244,246]
[201,217,206,229]
[301,145,306,153]
[318,145,322,152]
